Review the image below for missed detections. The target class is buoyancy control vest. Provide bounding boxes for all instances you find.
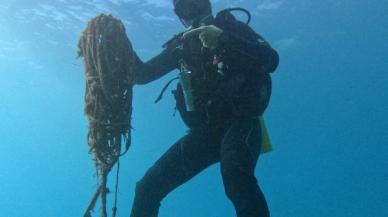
[167,8,277,129]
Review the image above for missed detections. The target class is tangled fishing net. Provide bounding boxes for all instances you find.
[78,14,135,217]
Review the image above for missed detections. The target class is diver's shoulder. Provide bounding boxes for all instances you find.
[162,31,185,49]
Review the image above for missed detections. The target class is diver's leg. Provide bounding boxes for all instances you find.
[220,117,270,217]
[130,129,220,217]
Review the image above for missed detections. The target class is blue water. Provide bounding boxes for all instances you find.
[0,0,387,217]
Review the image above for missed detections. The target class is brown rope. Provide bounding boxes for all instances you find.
[78,14,135,217]
[101,170,108,217]
[111,158,120,217]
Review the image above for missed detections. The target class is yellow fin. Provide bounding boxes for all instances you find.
[259,116,273,154]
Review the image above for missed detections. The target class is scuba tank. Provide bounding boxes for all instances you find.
[179,63,196,112]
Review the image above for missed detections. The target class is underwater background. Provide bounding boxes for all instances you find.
[0,0,387,216]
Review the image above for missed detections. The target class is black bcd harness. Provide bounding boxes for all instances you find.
[156,7,253,103]
[156,8,275,128]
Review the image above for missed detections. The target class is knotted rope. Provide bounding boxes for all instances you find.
[78,14,135,217]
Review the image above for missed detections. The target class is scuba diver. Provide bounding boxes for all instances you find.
[130,0,279,217]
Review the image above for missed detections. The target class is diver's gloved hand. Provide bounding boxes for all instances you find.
[182,25,223,50]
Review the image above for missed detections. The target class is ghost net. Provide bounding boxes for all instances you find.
[78,14,135,217]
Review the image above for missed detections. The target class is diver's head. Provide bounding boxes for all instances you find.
[173,0,213,27]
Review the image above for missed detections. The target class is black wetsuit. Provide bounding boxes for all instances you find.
[130,12,279,217]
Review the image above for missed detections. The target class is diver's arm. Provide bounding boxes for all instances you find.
[133,47,179,85]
